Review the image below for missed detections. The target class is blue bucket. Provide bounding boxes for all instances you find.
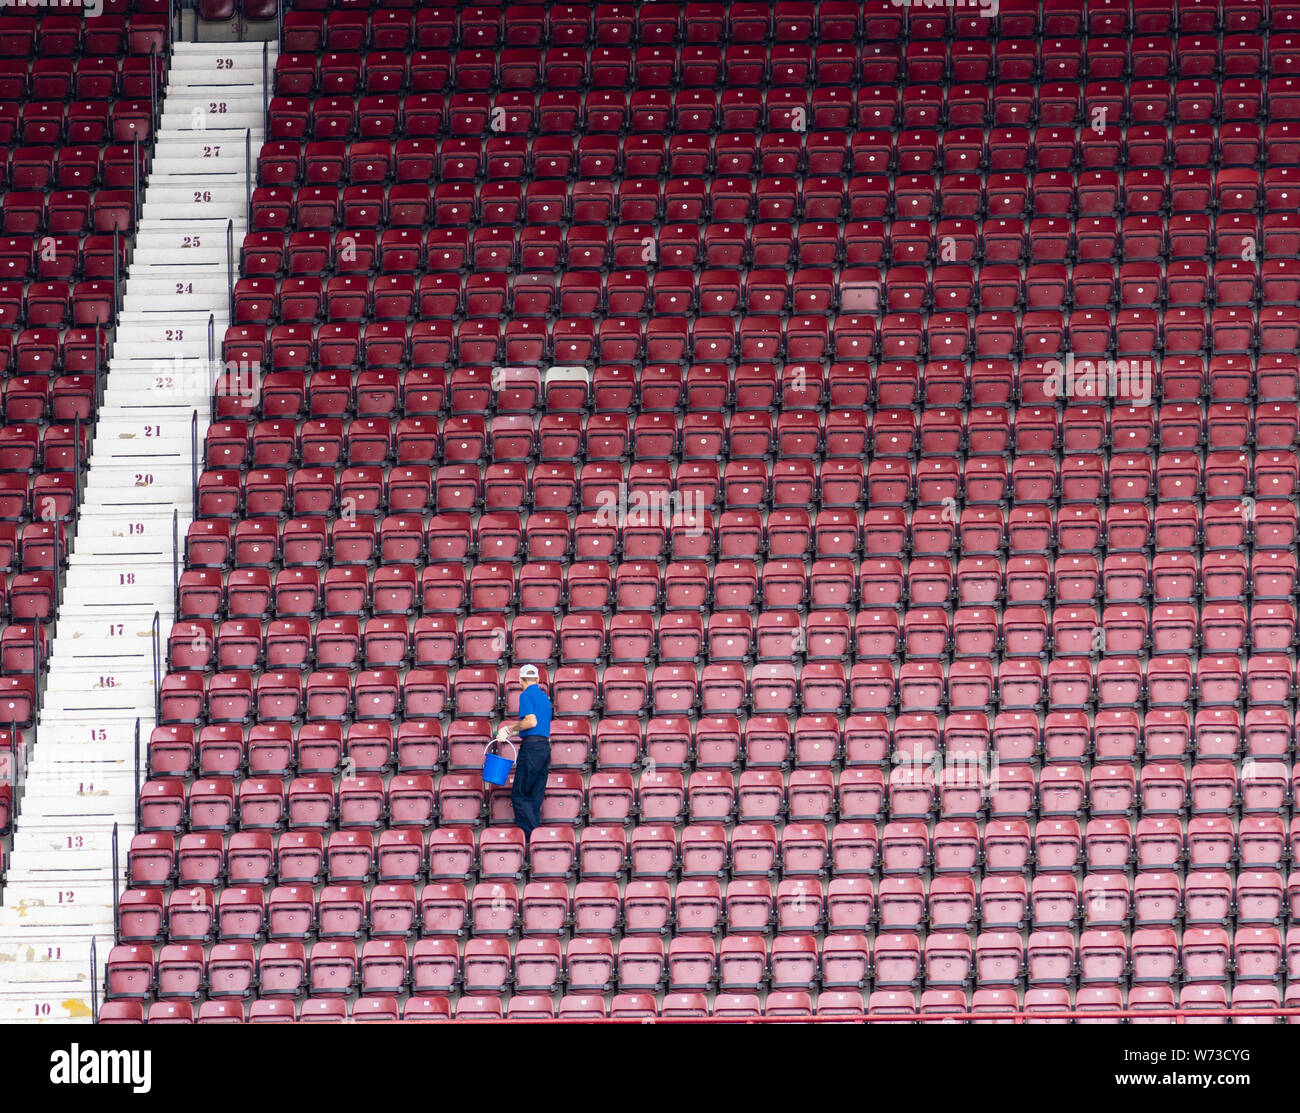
[482,739,517,786]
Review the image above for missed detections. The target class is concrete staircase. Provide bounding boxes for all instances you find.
[0,40,275,1022]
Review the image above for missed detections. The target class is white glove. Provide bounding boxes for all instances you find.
[495,726,511,744]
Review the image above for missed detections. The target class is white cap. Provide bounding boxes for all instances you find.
[519,664,539,680]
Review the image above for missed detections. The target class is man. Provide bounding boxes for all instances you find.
[498,663,552,844]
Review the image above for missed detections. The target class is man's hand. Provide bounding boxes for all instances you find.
[496,714,536,741]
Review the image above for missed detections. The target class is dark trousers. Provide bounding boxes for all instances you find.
[511,737,550,842]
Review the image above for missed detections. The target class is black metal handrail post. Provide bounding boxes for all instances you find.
[6,731,15,826]
[93,322,102,408]
[90,936,98,1022]
[73,415,82,515]
[245,128,252,229]
[148,47,159,133]
[28,616,38,774]
[110,822,120,945]
[134,718,141,827]
[131,136,138,223]
[207,312,217,424]
[226,219,234,323]
[262,41,270,138]
[133,135,142,225]
[172,508,180,622]
[150,611,161,726]
[191,410,199,523]
[112,228,121,314]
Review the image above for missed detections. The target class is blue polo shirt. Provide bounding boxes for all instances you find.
[518,683,552,740]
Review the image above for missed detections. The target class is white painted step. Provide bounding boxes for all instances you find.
[117,311,232,329]
[8,810,135,831]
[13,827,123,857]
[81,466,194,487]
[136,185,253,208]
[112,323,227,348]
[87,443,198,468]
[121,290,238,316]
[128,213,246,230]
[68,537,190,566]
[0,938,104,966]
[28,714,145,739]
[4,961,99,985]
[131,247,244,269]
[123,273,237,293]
[159,114,267,134]
[41,673,155,696]
[0,997,96,1023]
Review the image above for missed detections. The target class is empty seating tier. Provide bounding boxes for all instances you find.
[104,0,1300,1022]
[0,0,168,884]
